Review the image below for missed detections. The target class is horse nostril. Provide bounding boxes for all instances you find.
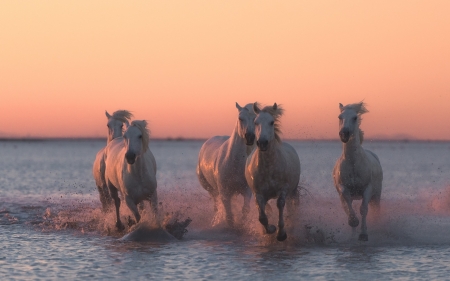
[125,152,136,164]
[245,133,255,144]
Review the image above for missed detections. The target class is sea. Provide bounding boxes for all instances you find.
[1,139,450,280]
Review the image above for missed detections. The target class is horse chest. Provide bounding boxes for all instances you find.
[339,164,370,196]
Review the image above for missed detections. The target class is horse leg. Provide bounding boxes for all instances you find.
[107,182,124,231]
[125,196,141,225]
[256,194,276,234]
[241,187,252,223]
[338,185,359,228]
[221,192,234,228]
[359,186,373,241]
[97,183,113,212]
[369,184,382,222]
[276,192,287,241]
[149,191,160,227]
[197,169,221,226]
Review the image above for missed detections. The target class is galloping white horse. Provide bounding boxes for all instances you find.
[197,102,257,227]
[245,103,300,241]
[93,110,133,212]
[104,120,157,231]
[332,102,383,241]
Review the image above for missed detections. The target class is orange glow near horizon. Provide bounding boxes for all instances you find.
[1,1,450,140]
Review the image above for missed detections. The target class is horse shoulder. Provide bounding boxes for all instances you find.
[364,149,383,181]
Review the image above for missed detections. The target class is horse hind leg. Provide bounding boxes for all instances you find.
[97,183,113,212]
[358,188,373,242]
[148,192,160,227]
[276,192,287,241]
[107,182,124,231]
[256,194,276,235]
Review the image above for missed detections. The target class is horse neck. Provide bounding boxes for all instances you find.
[342,127,364,161]
[227,122,248,155]
[107,131,122,144]
[126,151,147,177]
[255,139,279,165]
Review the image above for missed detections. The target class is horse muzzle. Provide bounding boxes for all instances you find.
[125,152,136,164]
[339,129,350,143]
[256,139,269,151]
[245,132,255,146]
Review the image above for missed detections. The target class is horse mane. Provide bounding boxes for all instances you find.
[261,104,284,142]
[244,102,259,114]
[341,102,368,144]
[130,120,150,152]
[111,110,133,124]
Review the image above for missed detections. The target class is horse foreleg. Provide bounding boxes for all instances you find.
[107,182,124,231]
[338,185,359,228]
[359,186,372,241]
[256,194,276,234]
[221,193,234,228]
[125,196,141,225]
[276,192,287,241]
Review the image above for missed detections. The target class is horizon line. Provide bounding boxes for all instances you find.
[1,137,449,143]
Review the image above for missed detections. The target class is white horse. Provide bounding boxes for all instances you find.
[197,102,257,227]
[245,103,300,241]
[92,110,133,212]
[332,102,383,241]
[104,120,157,231]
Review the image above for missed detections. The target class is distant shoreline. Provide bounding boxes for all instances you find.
[0,137,449,143]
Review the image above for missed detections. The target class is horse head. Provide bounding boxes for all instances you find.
[253,102,283,151]
[105,110,133,142]
[338,102,368,143]
[123,120,149,165]
[236,102,257,145]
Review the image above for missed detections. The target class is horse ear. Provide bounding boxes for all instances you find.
[236,102,243,111]
[273,103,277,110]
[253,102,260,114]
[339,103,344,112]
[105,111,112,119]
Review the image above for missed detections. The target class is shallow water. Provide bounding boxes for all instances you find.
[1,139,450,280]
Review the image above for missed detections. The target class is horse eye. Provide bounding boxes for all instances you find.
[353,117,357,121]
[139,135,142,139]
[270,121,274,126]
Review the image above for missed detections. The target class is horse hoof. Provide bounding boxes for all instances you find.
[358,233,368,241]
[267,224,277,234]
[116,222,125,231]
[348,216,359,227]
[127,216,136,227]
[277,232,287,241]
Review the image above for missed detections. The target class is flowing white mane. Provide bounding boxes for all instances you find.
[260,104,284,142]
[340,102,368,143]
[130,120,150,152]
[111,110,133,124]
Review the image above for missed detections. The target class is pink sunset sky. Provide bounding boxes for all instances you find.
[1,1,449,140]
